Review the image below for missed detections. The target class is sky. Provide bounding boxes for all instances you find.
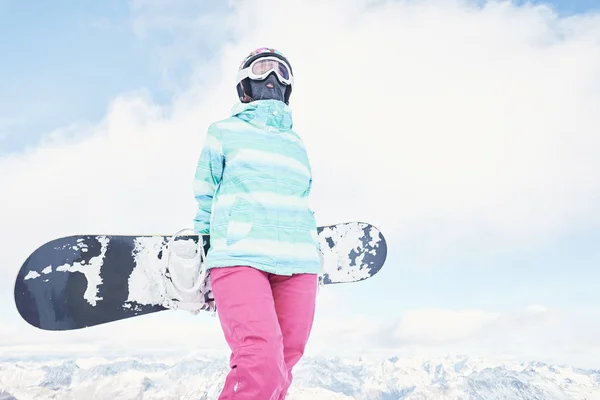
[1,0,600,369]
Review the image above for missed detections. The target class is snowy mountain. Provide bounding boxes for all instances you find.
[1,353,599,399]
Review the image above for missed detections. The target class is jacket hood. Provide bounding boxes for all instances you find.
[231,99,293,131]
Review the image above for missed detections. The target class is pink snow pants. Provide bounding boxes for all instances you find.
[210,266,318,400]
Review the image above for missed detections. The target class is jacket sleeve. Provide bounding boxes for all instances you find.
[193,124,224,234]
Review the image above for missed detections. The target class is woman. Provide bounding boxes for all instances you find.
[192,47,322,399]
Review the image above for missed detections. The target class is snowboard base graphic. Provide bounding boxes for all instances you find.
[14,222,387,331]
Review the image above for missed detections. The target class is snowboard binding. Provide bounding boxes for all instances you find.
[163,228,215,315]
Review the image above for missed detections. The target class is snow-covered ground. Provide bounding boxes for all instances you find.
[1,353,599,399]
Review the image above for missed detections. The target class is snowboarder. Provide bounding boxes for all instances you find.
[192,47,321,399]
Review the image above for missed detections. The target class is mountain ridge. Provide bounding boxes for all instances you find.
[1,353,599,399]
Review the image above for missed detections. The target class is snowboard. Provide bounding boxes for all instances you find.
[15,221,387,331]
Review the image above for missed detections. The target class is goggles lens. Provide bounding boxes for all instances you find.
[251,58,291,81]
[236,55,294,87]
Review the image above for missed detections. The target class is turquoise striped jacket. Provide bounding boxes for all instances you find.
[193,99,321,275]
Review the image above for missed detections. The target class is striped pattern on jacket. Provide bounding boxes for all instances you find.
[193,99,321,276]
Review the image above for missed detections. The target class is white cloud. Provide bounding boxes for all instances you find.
[3,302,599,369]
[305,305,600,368]
[2,0,600,366]
[161,0,600,262]
[3,0,600,275]
[392,308,500,344]
[1,312,230,359]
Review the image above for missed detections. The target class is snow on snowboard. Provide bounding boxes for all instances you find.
[14,221,387,331]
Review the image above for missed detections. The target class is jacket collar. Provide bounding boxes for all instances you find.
[231,99,293,131]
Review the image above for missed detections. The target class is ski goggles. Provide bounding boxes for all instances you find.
[236,56,294,86]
